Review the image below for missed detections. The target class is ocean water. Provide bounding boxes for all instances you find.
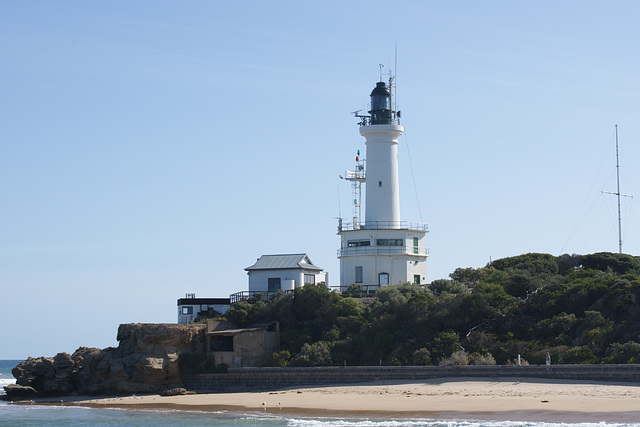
[0,360,19,394]
[1,405,639,427]
[2,361,639,427]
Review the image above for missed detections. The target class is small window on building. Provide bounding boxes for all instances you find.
[413,237,419,254]
[268,277,281,292]
[414,274,421,285]
[304,274,315,284]
[355,266,363,284]
[377,239,403,246]
[348,240,371,247]
[182,306,193,315]
[210,335,234,352]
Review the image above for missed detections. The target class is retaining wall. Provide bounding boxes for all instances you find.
[185,364,640,393]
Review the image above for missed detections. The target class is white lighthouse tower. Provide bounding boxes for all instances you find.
[338,77,428,290]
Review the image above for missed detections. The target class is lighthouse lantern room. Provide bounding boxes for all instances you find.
[338,76,428,290]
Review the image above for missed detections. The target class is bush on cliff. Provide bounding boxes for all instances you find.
[290,341,332,366]
[265,350,291,367]
[228,252,640,366]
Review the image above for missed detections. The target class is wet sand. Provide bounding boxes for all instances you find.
[41,377,640,422]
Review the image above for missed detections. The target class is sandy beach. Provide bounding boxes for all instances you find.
[65,377,640,423]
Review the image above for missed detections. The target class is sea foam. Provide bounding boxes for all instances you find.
[0,378,16,394]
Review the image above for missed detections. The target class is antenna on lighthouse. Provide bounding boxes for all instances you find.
[393,44,399,123]
[341,150,366,229]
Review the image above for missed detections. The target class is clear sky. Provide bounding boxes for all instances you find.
[2,1,640,359]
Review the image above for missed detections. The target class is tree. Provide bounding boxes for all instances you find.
[266,350,291,367]
[581,253,640,275]
[222,252,640,367]
[604,341,640,364]
[412,348,431,365]
[429,279,468,295]
[431,331,460,362]
[290,341,333,366]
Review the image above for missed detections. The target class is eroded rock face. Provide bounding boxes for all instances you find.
[3,384,37,400]
[5,323,206,400]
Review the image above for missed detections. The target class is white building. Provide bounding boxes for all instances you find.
[338,79,428,289]
[245,253,327,293]
[177,294,231,324]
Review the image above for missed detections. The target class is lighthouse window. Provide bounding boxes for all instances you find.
[348,240,371,247]
[355,266,363,283]
[377,239,403,246]
[372,96,389,110]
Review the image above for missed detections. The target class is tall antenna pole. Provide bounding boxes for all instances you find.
[615,124,622,253]
[602,124,632,253]
[394,43,398,120]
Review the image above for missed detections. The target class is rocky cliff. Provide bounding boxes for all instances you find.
[5,323,206,400]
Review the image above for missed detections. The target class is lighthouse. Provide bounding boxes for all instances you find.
[338,78,428,289]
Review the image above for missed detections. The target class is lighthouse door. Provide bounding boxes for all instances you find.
[378,273,389,286]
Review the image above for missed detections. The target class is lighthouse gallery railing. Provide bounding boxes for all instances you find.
[338,246,430,257]
[337,221,429,232]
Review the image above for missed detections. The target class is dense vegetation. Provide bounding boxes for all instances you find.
[221,252,640,366]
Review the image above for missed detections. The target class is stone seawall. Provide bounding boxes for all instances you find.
[185,364,640,393]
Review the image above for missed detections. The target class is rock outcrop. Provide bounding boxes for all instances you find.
[5,323,206,400]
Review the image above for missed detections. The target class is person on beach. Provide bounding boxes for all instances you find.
[546,352,551,365]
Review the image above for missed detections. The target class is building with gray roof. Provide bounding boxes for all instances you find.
[244,253,327,294]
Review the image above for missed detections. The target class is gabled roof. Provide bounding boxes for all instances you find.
[245,253,323,271]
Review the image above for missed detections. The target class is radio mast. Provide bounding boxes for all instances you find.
[602,124,633,253]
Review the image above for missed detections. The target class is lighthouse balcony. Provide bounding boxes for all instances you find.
[338,246,429,257]
[338,221,428,232]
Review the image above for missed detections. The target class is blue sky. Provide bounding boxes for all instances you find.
[2,1,640,359]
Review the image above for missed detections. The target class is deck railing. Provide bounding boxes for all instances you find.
[338,246,430,257]
[338,220,428,232]
[330,284,380,295]
[230,290,293,304]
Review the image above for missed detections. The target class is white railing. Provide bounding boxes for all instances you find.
[338,220,428,232]
[338,247,430,257]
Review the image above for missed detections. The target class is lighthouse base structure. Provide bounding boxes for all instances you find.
[337,79,429,292]
[337,223,428,290]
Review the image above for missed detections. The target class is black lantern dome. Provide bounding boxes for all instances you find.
[368,81,392,125]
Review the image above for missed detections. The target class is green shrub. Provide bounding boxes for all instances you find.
[431,332,460,361]
[439,350,469,366]
[604,341,640,364]
[469,352,496,365]
[412,348,431,365]
[265,350,291,367]
[290,341,332,366]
